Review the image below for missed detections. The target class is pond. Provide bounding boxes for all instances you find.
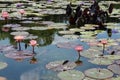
[0,0,120,80]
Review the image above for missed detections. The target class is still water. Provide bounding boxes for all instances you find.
[0,4,120,80]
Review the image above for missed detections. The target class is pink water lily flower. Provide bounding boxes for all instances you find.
[100,40,108,45]
[2,11,9,20]
[75,45,83,52]
[19,9,25,15]
[29,40,38,47]
[29,40,38,53]
[14,35,24,42]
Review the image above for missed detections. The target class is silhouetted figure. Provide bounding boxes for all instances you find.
[66,3,73,17]
[76,17,85,27]
[74,4,82,21]
[82,8,90,23]
[69,14,76,25]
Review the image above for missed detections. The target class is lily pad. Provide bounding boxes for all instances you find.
[46,60,77,71]
[108,64,120,75]
[0,62,7,70]
[58,31,74,35]
[104,55,120,60]
[84,68,113,80]
[20,21,35,24]
[89,57,114,65]
[69,28,84,32]
[0,45,16,53]
[5,50,34,60]
[111,76,120,80]
[62,35,80,39]
[10,31,29,36]
[12,27,30,31]
[58,70,85,80]
[81,49,102,59]
[3,24,21,28]
[56,42,79,49]
[31,27,50,30]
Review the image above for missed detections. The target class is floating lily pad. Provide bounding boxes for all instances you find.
[111,76,120,80]
[84,68,113,80]
[41,21,54,25]
[81,49,102,59]
[3,24,21,28]
[58,70,85,80]
[31,27,50,30]
[0,62,7,70]
[5,50,34,60]
[12,27,30,31]
[10,31,29,36]
[46,60,77,71]
[0,45,16,53]
[49,23,68,29]
[89,57,114,65]
[104,55,120,60]
[62,35,80,39]
[20,21,35,24]
[69,28,84,32]
[108,64,120,75]
[56,42,79,49]
[80,35,95,39]
[58,31,74,35]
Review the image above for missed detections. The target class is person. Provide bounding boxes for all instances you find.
[82,8,90,24]
[69,13,76,25]
[74,4,83,21]
[66,2,73,17]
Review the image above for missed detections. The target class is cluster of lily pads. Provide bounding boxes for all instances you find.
[0,0,120,80]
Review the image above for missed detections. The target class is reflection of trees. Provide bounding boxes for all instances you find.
[29,29,56,46]
[0,28,10,40]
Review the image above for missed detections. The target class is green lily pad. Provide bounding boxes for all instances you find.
[56,42,79,49]
[62,35,80,39]
[0,62,7,70]
[58,31,74,35]
[10,31,29,36]
[111,76,120,80]
[46,60,77,72]
[108,64,120,75]
[12,27,30,31]
[84,68,113,80]
[89,57,114,65]
[81,49,102,59]
[58,70,85,80]
[31,27,50,30]
[104,55,120,60]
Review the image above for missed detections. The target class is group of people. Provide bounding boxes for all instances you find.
[66,1,113,29]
